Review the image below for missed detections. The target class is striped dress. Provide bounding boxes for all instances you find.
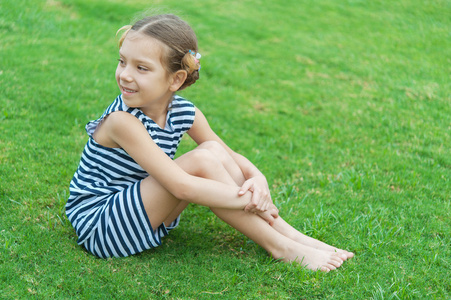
[66,94,196,258]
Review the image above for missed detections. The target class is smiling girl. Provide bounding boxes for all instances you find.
[66,14,353,272]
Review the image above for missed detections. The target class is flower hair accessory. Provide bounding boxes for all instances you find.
[188,50,202,63]
[188,50,202,71]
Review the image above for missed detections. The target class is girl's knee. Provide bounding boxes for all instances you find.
[198,141,228,161]
[198,140,221,151]
[190,147,218,162]
[182,148,222,176]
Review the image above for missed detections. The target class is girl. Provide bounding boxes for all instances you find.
[66,14,353,272]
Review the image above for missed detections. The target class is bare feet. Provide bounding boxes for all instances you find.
[271,217,354,261]
[294,235,354,262]
[274,240,346,272]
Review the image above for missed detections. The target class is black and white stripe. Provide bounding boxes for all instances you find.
[66,95,194,257]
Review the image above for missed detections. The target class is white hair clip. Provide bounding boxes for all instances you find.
[188,50,201,62]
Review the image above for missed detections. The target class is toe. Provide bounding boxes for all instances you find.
[332,253,344,262]
[330,257,343,268]
[339,252,348,261]
[320,266,330,272]
[335,249,349,260]
[325,263,337,271]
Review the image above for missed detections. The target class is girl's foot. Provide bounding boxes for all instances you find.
[298,236,354,261]
[271,217,354,261]
[275,240,345,272]
[300,236,354,261]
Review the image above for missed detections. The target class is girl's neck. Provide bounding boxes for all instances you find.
[140,96,174,129]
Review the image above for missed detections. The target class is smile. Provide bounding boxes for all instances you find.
[122,86,137,93]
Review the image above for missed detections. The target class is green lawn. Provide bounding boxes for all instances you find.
[1,0,449,298]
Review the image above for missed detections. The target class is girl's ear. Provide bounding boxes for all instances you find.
[169,70,187,92]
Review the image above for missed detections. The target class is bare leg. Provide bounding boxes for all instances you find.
[140,146,238,230]
[196,141,245,183]
[199,141,354,260]
[141,141,351,271]
[211,207,344,272]
[271,217,354,260]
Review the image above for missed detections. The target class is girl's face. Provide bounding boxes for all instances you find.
[115,31,176,116]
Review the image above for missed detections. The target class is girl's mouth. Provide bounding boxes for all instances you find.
[122,86,137,93]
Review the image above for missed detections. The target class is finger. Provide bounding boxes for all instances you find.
[238,180,253,195]
[248,205,255,212]
[255,193,264,211]
[251,189,261,208]
[257,195,269,212]
[259,212,274,225]
[254,190,265,210]
[262,196,272,212]
[267,219,274,226]
[244,203,255,212]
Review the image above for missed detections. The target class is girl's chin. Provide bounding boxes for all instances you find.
[121,97,140,108]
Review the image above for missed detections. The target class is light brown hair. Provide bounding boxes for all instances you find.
[118,14,200,90]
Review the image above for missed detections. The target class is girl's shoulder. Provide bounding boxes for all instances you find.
[86,95,196,137]
[168,95,196,130]
[170,95,195,110]
[86,95,135,137]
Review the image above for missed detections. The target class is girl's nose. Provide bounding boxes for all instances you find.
[119,67,133,82]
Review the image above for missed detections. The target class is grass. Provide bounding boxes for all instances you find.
[0,0,449,298]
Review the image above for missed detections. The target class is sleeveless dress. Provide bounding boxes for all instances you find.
[66,94,196,258]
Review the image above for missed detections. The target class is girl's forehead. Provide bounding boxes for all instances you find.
[121,31,167,58]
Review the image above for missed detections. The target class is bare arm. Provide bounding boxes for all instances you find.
[93,111,253,210]
[188,108,261,177]
[187,108,274,212]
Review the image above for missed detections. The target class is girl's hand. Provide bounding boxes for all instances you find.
[255,204,279,226]
[238,175,273,213]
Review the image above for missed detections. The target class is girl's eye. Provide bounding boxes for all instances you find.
[117,58,125,65]
[138,66,149,71]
